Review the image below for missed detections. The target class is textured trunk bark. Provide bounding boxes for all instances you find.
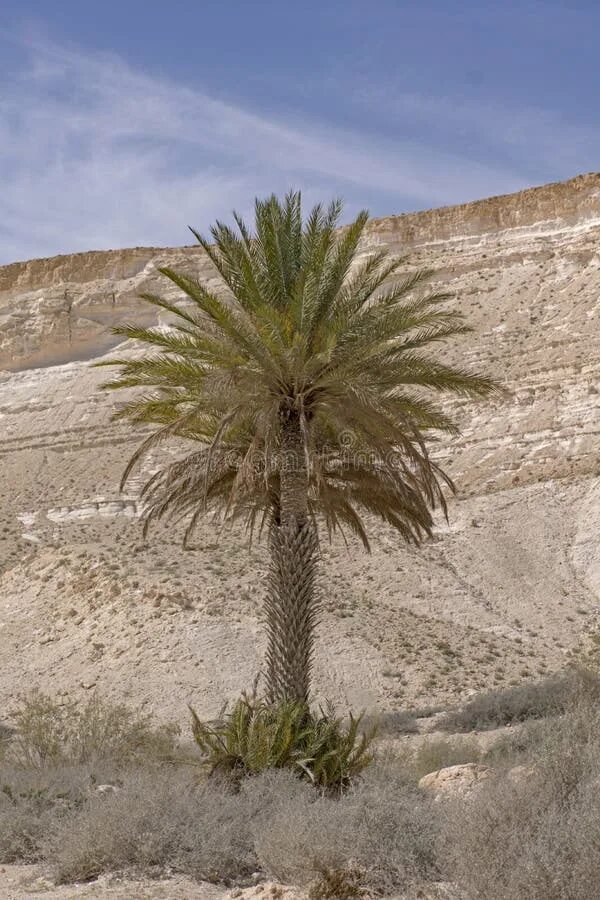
[264,409,318,703]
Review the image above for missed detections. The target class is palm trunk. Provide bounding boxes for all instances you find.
[264,409,318,703]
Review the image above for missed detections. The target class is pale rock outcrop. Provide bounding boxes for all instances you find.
[418,763,491,797]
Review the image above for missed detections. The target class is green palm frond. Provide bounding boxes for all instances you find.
[96,190,499,549]
[189,690,375,790]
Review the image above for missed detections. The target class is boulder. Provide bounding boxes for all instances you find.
[418,763,490,797]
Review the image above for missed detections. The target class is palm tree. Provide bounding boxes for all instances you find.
[97,192,497,703]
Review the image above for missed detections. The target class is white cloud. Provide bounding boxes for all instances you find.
[0,35,536,264]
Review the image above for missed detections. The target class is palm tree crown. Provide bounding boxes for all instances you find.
[97,192,497,701]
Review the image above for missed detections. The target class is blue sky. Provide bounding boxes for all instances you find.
[0,0,598,264]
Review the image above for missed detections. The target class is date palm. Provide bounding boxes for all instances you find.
[97,192,496,703]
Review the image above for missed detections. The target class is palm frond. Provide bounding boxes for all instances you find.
[98,192,499,547]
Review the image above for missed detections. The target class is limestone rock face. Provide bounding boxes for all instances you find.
[0,246,212,371]
[1,173,600,722]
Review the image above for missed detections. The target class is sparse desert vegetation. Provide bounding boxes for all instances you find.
[438,664,600,732]
[1,674,600,898]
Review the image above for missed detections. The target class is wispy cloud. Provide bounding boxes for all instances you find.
[353,85,600,177]
[0,34,543,264]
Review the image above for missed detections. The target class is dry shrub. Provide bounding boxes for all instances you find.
[439,666,600,733]
[0,723,11,762]
[248,764,439,892]
[395,735,482,779]
[308,866,368,899]
[44,768,255,885]
[0,796,55,863]
[364,709,419,736]
[0,765,90,863]
[341,764,439,891]
[441,774,600,899]
[8,691,179,767]
[440,699,600,899]
[0,692,182,867]
[1,750,439,891]
[246,771,345,884]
